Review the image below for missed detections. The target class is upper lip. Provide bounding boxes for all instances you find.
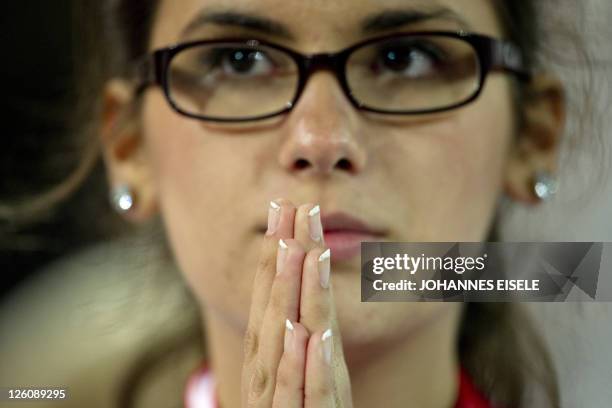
[321,211,386,235]
[255,208,387,236]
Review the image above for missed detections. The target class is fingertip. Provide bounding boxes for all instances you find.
[280,238,303,250]
[282,321,309,361]
[274,199,297,221]
[273,197,296,208]
[302,247,331,290]
[276,199,297,238]
[275,239,306,277]
[279,239,307,259]
[304,246,329,265]
[290,321,310,342]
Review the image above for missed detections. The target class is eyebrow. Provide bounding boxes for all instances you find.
[180,6,472,40]
[181,10,293,39]
[361,7,472,33]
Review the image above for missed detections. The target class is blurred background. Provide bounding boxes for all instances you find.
[1,0,108,299]
[501,0,612,241]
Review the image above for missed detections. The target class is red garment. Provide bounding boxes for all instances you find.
[455,367,494,408]
[184,363,493,408]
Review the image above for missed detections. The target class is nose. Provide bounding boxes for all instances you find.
[278,73,367,178]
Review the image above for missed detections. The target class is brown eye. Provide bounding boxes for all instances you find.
[376,42,444,78]
[217,48,273,76]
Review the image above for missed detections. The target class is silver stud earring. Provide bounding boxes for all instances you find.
[110,184,135,213]
[533,171,558,201]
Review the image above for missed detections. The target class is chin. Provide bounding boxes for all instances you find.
[333,275,455,350]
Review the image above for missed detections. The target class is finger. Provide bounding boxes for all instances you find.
[244,199,296,363]
[246,239,306,406]
[304,328,336,407]
[300,247,347,365]
[272,321,309,408]
[293,203,325,251]
[299,246,332,335]
[242,199,295,402]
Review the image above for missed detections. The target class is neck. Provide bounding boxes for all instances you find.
[202,305,462,408]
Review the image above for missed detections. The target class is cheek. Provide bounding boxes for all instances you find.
[376,77,513,241]
[141,93,263,325]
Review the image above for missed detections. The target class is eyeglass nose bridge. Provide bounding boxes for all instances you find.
[291,51,361,110]
[302,52,344,73]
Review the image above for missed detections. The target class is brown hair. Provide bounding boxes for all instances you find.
[7,0,599,406]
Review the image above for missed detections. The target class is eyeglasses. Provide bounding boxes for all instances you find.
[136,31,531,122]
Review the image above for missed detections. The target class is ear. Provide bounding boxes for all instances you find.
[504,74,566,205]
[100,79,158,222]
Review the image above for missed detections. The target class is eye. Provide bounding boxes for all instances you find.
[216,48,274,77]
[376,42,444,78]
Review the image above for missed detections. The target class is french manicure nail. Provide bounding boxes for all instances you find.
[276,239,288,275]
[308,205,323,242]
[284,319,294,352]
[267,201,281,235]
[321,328,332,364]
[318,248,331,288]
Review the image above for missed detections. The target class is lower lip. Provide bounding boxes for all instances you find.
[323,230,380,261]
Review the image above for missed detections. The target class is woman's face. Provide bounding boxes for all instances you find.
[138,0,514,347]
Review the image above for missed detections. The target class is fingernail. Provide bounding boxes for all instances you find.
[308,205,323,242]
[279,238,288,249]
[267,201,281,235]
[284,319,294,352]
[318,248,331,289]
[276,239,288,275]
[321,328,332,364]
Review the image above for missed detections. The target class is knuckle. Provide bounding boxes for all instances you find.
[243,327,259,362]
[248,360,270,403]
[275,366,293,390]
[257,254,275,274]
[275,358,301,391]
[306,301,329,323]
[309,382,332,400]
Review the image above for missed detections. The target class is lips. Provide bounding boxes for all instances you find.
[321,212,385,261]
[256,210,386,261]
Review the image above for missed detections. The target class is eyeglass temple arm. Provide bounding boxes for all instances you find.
[489,40,532,81]
[133,54,161,96]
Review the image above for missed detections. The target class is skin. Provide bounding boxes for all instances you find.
[100,0,565,406]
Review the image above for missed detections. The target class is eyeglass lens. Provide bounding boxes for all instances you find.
[166,35,481,120]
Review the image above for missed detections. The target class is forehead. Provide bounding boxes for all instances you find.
[151,0,504,50]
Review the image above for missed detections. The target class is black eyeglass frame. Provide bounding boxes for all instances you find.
[136,31,532,122]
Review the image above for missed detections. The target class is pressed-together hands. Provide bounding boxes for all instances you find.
[241,199,354,408]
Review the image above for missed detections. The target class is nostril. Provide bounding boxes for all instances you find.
[335,158,353,172]
[294,158,310,170]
